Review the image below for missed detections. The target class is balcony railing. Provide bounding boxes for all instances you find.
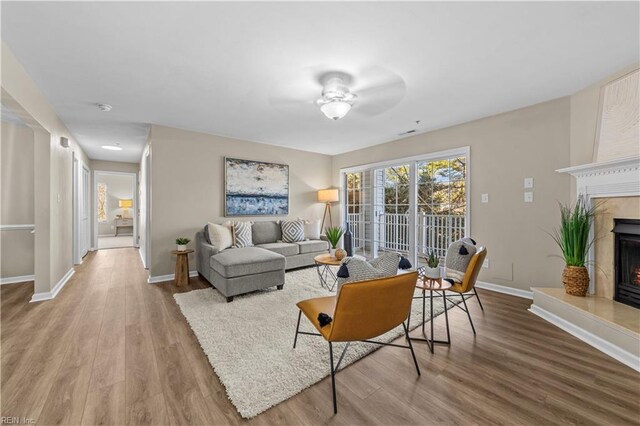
[345,212,465,259]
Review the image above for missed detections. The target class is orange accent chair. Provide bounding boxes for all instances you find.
[293,271,420,414]
[445,247,487,334]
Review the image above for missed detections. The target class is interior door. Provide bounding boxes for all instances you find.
[80,164,90,257]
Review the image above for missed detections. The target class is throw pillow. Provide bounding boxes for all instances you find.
[207,222,233,251]
[281,219,305,243]
[445,237,477,283]
[302,219,321,240]
[233,221,254,248]
[336,252,400,291]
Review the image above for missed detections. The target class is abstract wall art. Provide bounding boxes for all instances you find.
[224,157,289,216]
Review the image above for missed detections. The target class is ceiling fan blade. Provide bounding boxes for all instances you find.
[350,66,407,116]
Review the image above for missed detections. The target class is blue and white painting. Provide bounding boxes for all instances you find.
[225,157,289,216]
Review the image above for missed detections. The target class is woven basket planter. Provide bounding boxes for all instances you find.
[562,265,589,296]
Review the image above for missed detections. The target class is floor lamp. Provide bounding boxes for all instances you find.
[318,189,339,231]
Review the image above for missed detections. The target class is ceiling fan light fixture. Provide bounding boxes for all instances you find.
[320,100,352,120]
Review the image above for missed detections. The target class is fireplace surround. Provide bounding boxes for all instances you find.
[613,219,640,309]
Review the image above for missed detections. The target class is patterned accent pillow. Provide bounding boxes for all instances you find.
[281,219,305,243]
[336,252,400,292]
[445,237,477,283]
[233,221,254,248]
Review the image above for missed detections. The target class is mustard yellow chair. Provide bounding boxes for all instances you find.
[445,247,487,334]
[293,272,420,414]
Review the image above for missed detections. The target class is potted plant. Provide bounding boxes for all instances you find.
[424,250,441,279]
[176,237,190,252]
[550,196,596,297]
[325,226,344,258]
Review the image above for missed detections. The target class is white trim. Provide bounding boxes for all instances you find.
[339,146,470,174]
[0,274,35,285]
[0,224,35,231]
[138,248,148,269]
[476,281,533,299]
[148,270,198,284]
[529,304,640,373]
[30,268,75,303]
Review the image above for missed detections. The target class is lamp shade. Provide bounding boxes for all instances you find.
[317,189,339,203]
[320,101,352,120]
[119,199,133,208]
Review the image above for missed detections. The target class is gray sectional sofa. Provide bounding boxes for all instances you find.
[196,220,328,302]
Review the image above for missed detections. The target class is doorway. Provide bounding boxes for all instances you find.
[94,171,137,250]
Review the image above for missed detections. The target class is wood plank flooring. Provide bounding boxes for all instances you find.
[2,248,639,425]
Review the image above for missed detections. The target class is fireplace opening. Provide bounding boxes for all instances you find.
[613,219,640,309]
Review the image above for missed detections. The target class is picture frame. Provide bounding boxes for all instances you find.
[224,157,290,216]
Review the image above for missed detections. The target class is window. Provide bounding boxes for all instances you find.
[341,148,469,266]
[97,182,107,222]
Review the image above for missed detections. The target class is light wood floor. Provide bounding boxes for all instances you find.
[2,248,639,425]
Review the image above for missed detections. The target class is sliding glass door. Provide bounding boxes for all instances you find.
[341,148,469,267]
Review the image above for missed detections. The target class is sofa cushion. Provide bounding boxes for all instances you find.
[257,242,299,257]
[296,240,329,254]
[281,219,305,243]
[252,221,282,245]
[210,247,285,278]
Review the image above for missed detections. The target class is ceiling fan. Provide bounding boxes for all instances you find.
[268,67,406,121]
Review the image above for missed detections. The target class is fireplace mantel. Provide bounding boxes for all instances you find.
[557,155,640,198]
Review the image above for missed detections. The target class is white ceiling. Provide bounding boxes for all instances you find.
[2,2,638,162]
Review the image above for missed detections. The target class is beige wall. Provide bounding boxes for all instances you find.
[1,120,35,278]
[332,98,572,292]
[148,125,332,278]
[1,41,90,295]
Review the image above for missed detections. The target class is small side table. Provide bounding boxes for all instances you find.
[313,254,341,292]
[171,249,194,287]
[407,277,452,353]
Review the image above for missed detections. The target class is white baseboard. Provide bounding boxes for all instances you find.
[30,268,75,303]
[476,281,533,299]
[148,270,198,284]
[0,274,35,285]
[529,304,640,373]
[138,249,147,269]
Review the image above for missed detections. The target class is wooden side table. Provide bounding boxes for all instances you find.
[171,249,194,287]
[407,276,452,353]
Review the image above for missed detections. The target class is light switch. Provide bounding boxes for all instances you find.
[481,193,489,203]
[524,177,534,189]
[524,191,534,203]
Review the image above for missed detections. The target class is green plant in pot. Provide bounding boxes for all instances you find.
[325,226,345,259]
[423,250,441,279]
[550,196,596,297]
[176,237,190,252]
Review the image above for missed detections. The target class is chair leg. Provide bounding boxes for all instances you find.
[473,287,484,311]
[462,296,476,335]
[293,310,302,349]
[402,322,421,376]
[329,342,337,414]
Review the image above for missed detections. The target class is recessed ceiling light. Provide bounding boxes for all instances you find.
[101,145,123,151]
[97,103,112,112]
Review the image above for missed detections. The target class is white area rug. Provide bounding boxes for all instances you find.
[97,235,133,249]
[174,267,460,418]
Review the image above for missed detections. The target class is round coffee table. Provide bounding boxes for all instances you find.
[407,276,452,353]
[314,253,341,292]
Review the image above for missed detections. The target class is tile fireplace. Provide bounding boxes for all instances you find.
[613,219,640,309]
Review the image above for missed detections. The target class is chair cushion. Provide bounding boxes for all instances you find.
[252,221,281,245]
[336,252,401,291]
[210,247,285,278]
[281,219,305,243]
[296,240,329,254]
[256,242,299,257]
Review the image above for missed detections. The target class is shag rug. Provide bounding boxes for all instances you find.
[174,267,461,418]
